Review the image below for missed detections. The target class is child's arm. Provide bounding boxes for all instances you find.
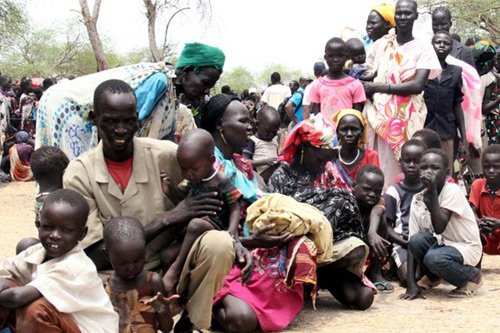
[482,83,500,115]
[480,217,500,234]
[227,201,241,238]
[420,175,452,234]
[352,102,364,111]
[359,71,377,82]
[470,204,481,225]
[310,103,320,115]
[0,284,42,308]
[400,250,425,300]
[385,217,408,248]
[160,170,171,197]
[228,201,253,284]
[246,158,277,169]
[454,102,470,160]
[242,140,255,161]
[242,142,276,169]
[146,272,177,333]
[474,200,500,240]
[366,206,391,259]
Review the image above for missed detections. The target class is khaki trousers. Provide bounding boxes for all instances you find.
[177,230,235,329]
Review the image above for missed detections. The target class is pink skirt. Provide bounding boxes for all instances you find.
[213,265,304,332]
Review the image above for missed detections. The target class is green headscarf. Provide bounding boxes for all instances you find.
[176,42,225,73]
[472,40,497,74]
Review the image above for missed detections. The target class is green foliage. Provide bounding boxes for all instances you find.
[420,0,500,44]
[217,66,257,94]
[122,47,155,65]
[0,16,172,80]
[0,0,27,43]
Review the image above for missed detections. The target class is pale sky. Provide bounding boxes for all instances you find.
[28,0,433,75]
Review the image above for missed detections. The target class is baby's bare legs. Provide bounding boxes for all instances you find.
[160,241,181,273]
[163,218,214,296]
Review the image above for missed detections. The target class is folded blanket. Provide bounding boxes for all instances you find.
[246,193,333,264]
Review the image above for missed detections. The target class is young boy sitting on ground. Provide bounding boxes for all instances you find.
[469,144,500,255]
[353,165,393,293]
[104,216,178,333]
[384,140,428,285]
[0,189,118,332]
[402,149,482,300]
[243,105,281,182]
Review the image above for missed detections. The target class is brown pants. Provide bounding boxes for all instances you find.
[15,298,81,333]
[0,281,80,333]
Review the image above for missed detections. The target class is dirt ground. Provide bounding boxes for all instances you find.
[1,181,500,332]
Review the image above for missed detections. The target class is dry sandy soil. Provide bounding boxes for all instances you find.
[1,181,500,332]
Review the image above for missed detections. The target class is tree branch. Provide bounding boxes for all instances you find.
[162,7,189,52]
[92,0,102,22]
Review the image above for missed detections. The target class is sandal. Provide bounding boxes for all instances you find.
[373,281,394,294]
[448,279,483,298]
[417,275,442,292]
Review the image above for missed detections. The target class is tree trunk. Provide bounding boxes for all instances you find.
[79,0,108,71]
[144,0,162,62]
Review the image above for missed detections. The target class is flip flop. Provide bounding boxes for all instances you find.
[448,279,483,298]
[417,275,442,292]
[373,281,394,294]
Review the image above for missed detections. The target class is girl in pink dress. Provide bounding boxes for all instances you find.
[310,37,366,123]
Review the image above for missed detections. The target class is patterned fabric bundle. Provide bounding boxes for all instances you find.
[36,62,178,160]
[246,193,334,265]
[279,113,336,163]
